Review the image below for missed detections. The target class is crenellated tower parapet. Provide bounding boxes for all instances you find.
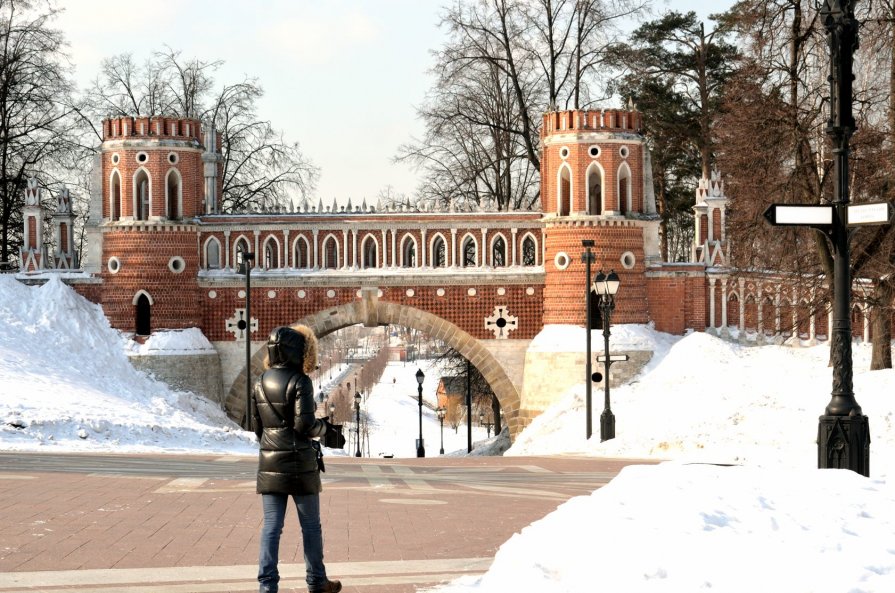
[102,116,202,143]
[100,116,214,223]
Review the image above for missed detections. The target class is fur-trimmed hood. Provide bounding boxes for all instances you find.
[266,325,318,374]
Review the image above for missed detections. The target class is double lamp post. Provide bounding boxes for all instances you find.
[582,240,621,443]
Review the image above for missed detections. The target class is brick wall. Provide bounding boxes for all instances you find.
[645,265,707,334]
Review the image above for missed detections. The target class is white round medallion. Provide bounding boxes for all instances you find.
[468,288,477,297]
[238,290,246,299]
[436,288,445,297]
[526,287,535,296]
[208,290,217,299]
[497,287,506,296]
[267,290,277,299]
[406,289,415,297]
[297,289,307,299]
[327,289,336,298]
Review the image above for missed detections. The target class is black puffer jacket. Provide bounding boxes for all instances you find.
[251,326,327,495]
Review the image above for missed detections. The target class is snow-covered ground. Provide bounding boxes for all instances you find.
[2,276,894,591]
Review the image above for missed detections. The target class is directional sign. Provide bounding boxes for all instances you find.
[597,354,629,363]
[847,201,894,226]
[764,202,895,228]
[763,204,833,226]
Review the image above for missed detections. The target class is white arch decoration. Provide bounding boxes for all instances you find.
[203,236,222,269]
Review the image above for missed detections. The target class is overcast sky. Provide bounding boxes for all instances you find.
[56,0,734,206]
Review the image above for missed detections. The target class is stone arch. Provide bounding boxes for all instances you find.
[223,295,524,440]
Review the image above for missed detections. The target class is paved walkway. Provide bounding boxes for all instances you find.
[0,453,649,592]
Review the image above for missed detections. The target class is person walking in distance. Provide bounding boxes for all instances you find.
[250,325,341,593]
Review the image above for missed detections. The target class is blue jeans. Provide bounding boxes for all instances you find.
[258,493,327,593]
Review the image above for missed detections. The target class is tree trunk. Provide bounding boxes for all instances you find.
[870,280,894,370]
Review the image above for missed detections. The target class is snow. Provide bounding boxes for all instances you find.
[2,276,894,591]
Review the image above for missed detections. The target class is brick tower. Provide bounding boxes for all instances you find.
[540,108,661,326]
[97,116,218,335]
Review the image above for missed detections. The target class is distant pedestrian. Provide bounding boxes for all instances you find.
[249,325,341,593]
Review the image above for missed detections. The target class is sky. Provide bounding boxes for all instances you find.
[2,275,894,590]
[54,0,736,205]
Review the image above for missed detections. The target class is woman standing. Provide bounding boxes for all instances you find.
[250,325,341,593]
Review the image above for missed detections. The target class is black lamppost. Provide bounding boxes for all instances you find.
[354,391,362,457]
[816,0,869,476]
[437,406,446,454]
[581,240,596,439]
[593,270,620,442]
[416,368,425,457]
[237,250,255,429]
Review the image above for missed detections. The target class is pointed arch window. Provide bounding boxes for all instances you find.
[166,169,181,220]
[323,236,339,269]
[432,236,447,267]
[492,236,506,267]
[205,237,221,269]
[110,170,121,221]
[617,164,631,215]
[294,236,311,269]
[462,236,477,267]
[522,236,537,266]
[587,164,602,215]
[558,165,571,216]
[401,236,416,267]
[362,237,378,269]
[134,169,150,220]
[263,237,280,269]
[234,237,250,270]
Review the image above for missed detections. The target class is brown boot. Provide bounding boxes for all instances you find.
[309,579,341,593]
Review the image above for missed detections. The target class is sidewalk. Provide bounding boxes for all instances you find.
[0,453,640,592]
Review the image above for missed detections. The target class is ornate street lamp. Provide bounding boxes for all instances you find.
[593,270,620,442]
[354,391,362,457]
[236,250,255,430]
[416,368,426,457]
[437,406,446,455]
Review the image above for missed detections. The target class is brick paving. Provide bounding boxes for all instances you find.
[0,453,650,592]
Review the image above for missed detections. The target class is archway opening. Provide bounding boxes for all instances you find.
[135,294,151,336]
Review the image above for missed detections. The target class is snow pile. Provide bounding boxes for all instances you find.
[425,463,895,593]
[125,327,217,355]
[0,276,256,454]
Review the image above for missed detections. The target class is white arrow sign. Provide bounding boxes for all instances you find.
[763,205,833,226]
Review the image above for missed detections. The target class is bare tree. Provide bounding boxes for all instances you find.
[399,0,648,211]
[0,0,89,268]
[85,47,318,213]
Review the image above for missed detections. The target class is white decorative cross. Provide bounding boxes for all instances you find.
[225,308,258,341]
[484,306,518,339]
